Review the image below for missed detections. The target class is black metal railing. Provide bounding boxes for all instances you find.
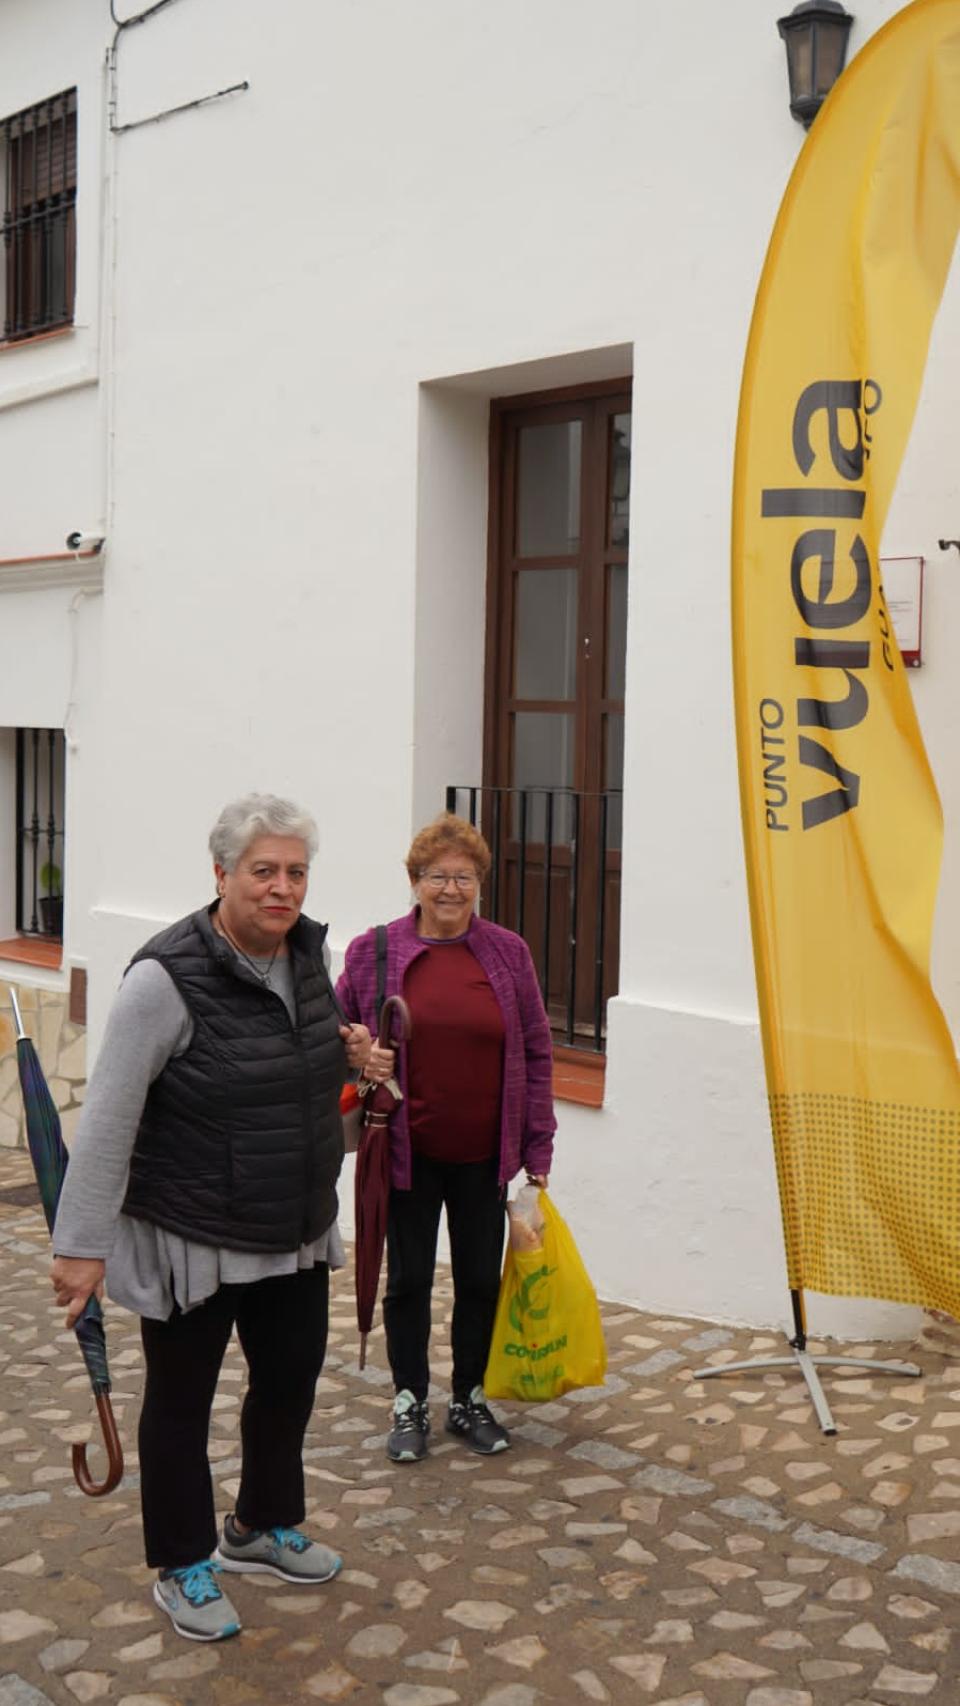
[2,89,77,341]
[445,784,622,1053]
[16,728,66,939]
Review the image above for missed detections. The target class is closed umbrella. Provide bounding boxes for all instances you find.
[8,988,123,1496]
[355,993,411,1369]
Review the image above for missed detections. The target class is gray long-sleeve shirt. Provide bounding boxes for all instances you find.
[53,951,344,1320]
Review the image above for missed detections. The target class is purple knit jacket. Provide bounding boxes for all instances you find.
[336,910,556,1191]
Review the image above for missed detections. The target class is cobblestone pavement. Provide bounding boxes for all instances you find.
[1,1151,959,1706]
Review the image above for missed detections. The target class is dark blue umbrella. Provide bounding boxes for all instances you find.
[9,988,122,1497]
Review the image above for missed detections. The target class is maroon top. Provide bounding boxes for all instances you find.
[404,938,505,1163]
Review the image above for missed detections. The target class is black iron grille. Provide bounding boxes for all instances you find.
[16,728,66,939]
[445,785,622,1053]
[2,88,77,341]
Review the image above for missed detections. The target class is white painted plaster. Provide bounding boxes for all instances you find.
[0,0,945,1339]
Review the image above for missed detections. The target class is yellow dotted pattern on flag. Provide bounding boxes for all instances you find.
[769,1093,960,1316]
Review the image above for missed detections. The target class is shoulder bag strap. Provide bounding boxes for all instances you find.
[375,924,388,1022]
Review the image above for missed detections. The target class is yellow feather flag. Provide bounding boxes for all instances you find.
[733,0,960,1315]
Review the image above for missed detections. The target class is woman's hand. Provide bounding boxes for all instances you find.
[363,1043,396,1084]
[526,1173,549,1190]
[51,1256,105,1328]
[340,1026,396,1082]
[340,1023,374,1071]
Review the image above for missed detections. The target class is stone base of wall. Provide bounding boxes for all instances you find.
[0,986,86,1149]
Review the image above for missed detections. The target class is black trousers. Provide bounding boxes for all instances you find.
[383,1154,505,1403]
[138,1265,329,1569]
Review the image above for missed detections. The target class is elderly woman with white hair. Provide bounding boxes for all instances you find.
[50,794,376,1643]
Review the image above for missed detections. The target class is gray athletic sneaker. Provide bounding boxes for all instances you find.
[153,1559,241,1642]
[214,1515,342,1583]
[445,1385,510,1454]
[387,1388,430,1462]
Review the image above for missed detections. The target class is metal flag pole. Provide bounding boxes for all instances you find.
[693,1286,921,1436]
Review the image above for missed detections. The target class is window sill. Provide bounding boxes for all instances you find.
[0,936,63,971]
[553,1046,605,1108]
[0,547,104,594]
[0,324,96,417]
[0,324,74,355]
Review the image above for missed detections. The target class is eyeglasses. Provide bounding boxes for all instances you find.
[419,871,477,891]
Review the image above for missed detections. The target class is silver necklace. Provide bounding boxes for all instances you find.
[217,916,282,987]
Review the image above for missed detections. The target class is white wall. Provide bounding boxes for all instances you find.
[0,0,107,1002]
[0,0,948,1336]
[413,384,488,833]
[887,270,960,1041]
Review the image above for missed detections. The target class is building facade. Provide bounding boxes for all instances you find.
[1,0,957,1334]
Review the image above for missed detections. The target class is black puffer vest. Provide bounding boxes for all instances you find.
[121,906,346,1253]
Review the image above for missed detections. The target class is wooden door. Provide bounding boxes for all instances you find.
[484,383,630,1047]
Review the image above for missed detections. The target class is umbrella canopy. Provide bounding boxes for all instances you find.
[355,992,411,1369]
[9,988,123,1497]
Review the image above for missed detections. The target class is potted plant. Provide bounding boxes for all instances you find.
[39,861,63,940]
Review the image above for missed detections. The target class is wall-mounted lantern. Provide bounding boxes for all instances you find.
[778,0,854,129]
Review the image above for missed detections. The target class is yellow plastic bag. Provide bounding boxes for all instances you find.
[483,1193,607,1401]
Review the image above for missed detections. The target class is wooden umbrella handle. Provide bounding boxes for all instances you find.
[71,1392,124,1497]
[377,994,411,1050]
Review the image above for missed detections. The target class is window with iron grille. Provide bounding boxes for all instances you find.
[2,89,77,342]
[16,729,66,940]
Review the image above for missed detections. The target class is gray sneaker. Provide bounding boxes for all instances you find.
[214,1516,341,1583]
[445,1385,510,1454]
[153,1560,241,1642]
[387,1388,430,1462]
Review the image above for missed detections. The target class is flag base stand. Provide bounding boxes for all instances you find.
[692,1288,922,1436]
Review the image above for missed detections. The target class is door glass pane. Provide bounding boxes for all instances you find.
[517,421,581,557]
[608,412,631,548]
[604,712,624,851]
[512,711,575,842]
[606,564,627,699]
[515,568,577,700]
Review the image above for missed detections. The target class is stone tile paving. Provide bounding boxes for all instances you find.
[0,992,85,1152]
[0,1149,958,1703]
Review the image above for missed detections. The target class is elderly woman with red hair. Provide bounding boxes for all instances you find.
[338,812,556,1461]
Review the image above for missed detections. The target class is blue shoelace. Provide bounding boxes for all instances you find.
[169,1560,223,1606]
[267,1526,311,1554]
